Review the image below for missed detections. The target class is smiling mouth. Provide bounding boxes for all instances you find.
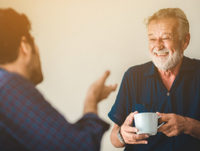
[154,52,169,56]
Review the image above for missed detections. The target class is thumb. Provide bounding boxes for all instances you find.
[108,84,118,92]
[156,112,166,117]
[125,111,138,126]
[156,112,170,122]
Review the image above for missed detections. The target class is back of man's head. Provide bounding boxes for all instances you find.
[0,8,34,65]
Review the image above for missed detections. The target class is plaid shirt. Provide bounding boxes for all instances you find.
[0,69,110,151]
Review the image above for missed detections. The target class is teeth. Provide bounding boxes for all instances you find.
[156,52,168,56]
[157,53,166,56]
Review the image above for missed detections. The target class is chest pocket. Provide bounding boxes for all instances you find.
[134,101,158,113]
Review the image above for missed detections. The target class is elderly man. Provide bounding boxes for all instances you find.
[0,8,117,151]
[108,8,200,151]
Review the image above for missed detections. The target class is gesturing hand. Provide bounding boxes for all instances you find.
[157,112,188,137]
[87,70,117,103]
[120,111,149,144]
[84,71,117,114]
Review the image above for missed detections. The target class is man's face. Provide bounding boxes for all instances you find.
[27,43,43,85]
[148,17,184,71]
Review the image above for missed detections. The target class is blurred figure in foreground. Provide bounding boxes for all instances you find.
[0,8,117,151]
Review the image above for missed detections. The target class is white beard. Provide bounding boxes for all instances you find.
[150,48,183,71]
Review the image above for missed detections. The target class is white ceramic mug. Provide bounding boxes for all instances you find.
[134,112,165,136]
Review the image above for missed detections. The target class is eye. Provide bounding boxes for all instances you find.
[163,37,170,40]
[149,38,156,41]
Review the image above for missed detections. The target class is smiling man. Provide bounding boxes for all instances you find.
[108,8,200,151]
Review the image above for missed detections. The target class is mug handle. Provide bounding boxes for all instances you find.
[157,116,165,129]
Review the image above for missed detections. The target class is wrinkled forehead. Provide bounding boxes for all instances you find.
[148,17,179,36]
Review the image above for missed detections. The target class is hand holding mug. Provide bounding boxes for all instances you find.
[120,111,149,144]
[157,112,188,137]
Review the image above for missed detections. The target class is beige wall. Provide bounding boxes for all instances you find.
[0,0,200,150]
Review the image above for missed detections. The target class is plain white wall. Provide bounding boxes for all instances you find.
[0,0,200,150]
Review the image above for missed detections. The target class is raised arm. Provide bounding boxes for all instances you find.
[0,71,116,151]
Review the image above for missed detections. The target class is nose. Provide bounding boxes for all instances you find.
[154,39,164,51]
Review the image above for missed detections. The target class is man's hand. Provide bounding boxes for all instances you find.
[120,111,149,144]
[83,71,117,115]
[157,112,188,137]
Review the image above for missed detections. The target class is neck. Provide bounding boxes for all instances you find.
[157,58,183,91]
[0,62,28,80]
[157,58,183,78]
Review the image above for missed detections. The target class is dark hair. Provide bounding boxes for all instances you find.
[0,8,34,64]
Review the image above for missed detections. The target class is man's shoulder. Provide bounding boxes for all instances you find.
[125,61,153,77]
[0,69,15,87]
[190,58,200,66]
[184,57,200,71]
[0,69,44,102]
[0,69,34,89]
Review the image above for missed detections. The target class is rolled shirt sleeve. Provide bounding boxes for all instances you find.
[108,71,133,126]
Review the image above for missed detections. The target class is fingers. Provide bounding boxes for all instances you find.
[156,112,166,118]
[122,124,148,144]
[158,123,171,132]
[98,71,117,91]
[158,125,179,137]
[157,113,183,137]
[125,126,138,133]
[99,84,117,101]
[157,112,170,123]
[164,129,178,137]
[109,84,117,91]
[122,111,138,134]
[157,112,171,132]
[120,112,149,145]
[126,139,148,144]
[124,133,149,141]
[123,134,149,144]
[100,70,110,84]
[162,127,174,137]
[105,84,117,93]
[124,111,138,126]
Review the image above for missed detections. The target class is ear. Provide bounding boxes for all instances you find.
[19,36,32,56]
[181,33,190,51]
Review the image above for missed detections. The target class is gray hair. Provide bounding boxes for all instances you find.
[144,8,189,40]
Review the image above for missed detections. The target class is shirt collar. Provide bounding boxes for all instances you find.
[144,56,195,77]
[144,62,156,77]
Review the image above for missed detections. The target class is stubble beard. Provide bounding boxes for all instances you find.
[27,54,43,85]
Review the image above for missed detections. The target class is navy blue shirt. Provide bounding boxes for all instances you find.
[108,56,200,151]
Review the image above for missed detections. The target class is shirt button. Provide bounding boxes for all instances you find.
[167,92,170,96]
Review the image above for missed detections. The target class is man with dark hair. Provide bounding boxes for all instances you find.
[0,8,117,151]
[0,8,42,85]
